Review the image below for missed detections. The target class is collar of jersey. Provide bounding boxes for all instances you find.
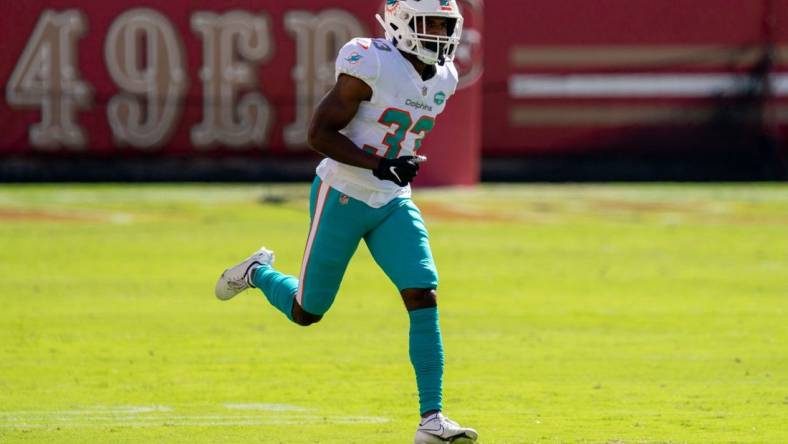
[393,45,440,90]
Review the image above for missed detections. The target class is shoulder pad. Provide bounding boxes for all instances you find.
[335,37,381,87]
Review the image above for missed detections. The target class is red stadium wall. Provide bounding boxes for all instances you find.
[774,1,788,148]
[485,0,787,165]
[1,0,785,181]
[0,1,483,184]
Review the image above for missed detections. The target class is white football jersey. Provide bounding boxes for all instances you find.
[316,37,459,208]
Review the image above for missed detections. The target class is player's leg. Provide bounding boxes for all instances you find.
[365,198,440,292]
[217,177,364,326]
[364,199,442,413]
[364,199,443,414]
[254,178,366,325]
[364,198,477,443]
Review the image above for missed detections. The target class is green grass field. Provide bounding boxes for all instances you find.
[0,184,786,443]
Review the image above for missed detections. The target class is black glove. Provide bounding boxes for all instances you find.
[373,156,420,186]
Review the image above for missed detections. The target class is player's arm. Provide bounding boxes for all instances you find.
[307,73,421,186]
[307,74,379,170]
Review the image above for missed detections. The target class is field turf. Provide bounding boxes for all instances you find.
[0,184,786,443]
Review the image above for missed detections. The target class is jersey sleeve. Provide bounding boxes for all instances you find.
[335,38,380,91]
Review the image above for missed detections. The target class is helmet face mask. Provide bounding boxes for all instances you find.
[377,0,464,66]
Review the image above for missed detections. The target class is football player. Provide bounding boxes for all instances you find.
[215,1,478,442]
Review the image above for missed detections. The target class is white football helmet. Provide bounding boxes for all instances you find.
[377,0,464,66]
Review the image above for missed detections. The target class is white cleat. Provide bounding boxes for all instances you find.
[214,247,275,301]
[414,413,478,444]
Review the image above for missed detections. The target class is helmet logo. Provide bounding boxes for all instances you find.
[439,0,453,11]
[386,0,399,13]
[434,91,446,105]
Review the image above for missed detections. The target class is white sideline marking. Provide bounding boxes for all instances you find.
[109,213,135,225]
[223,403,309,412]
[0,404,390,428]
[0,406,173,416]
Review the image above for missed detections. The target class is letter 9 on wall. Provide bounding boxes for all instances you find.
[105,8,188,149]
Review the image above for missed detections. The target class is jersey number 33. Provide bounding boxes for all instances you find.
[363,108,435,159]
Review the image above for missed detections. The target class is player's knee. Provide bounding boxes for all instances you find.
[295,314,322,327]
[401,288,438,311]
[292,303,323,327]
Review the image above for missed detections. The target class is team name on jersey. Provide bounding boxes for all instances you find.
[405,99,433,112]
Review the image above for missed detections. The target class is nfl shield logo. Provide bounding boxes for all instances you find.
[340,195,350,205]
[422,87,428,96]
